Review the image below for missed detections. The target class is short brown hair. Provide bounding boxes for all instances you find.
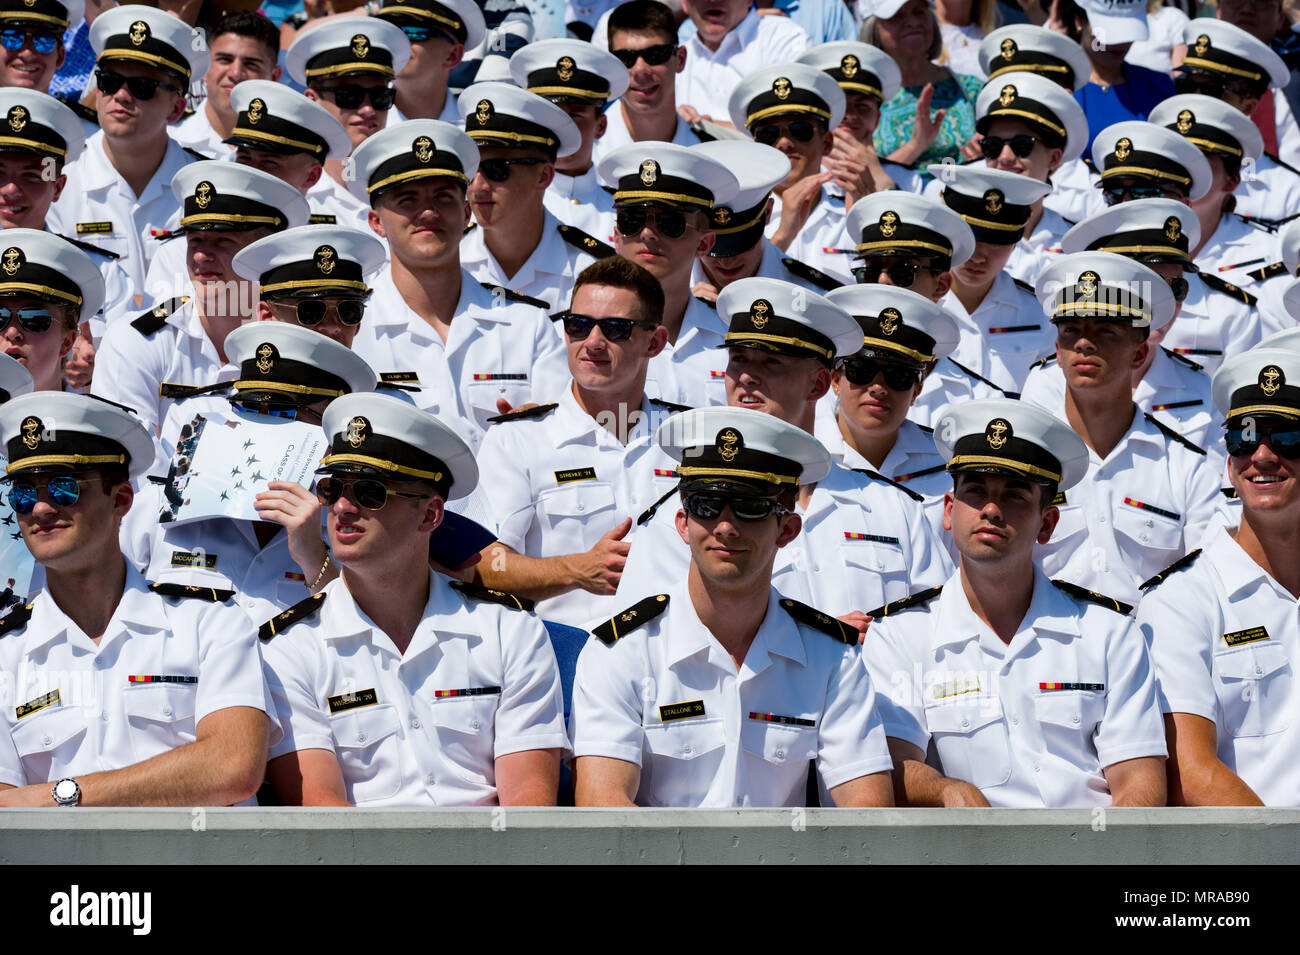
[571,256,665,326]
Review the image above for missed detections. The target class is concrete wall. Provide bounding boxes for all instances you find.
[2,808,1296,864]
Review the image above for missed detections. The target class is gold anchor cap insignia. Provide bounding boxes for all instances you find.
[345,416,369,448]
[985,417,1011,450]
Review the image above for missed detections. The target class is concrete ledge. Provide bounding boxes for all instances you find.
[1,808,1297,864]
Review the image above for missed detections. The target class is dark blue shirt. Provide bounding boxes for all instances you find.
[1075,63,1176,156]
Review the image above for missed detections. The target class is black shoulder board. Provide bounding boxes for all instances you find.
[1142,412,1206,455]
[693,294,717,309]
[181,106,195,118]
[1161,346,1203,372]
[259,592,326,642]
[477,282,549,309]
[448,579,535,611]
[946,357,1015,397]
[158,381,228,400]
[308,213,337,225]
[148,582,236,602]
[592,593,669,646]
[1198,272,1258,306]
[1234,212,1278,233]
[893,463,947,482]
[56,95,98,125]
[1029,352,1058,370]
[865,585,942,620]
[0,601,33,636]
[486,402,558,423]
[1050,579,1133,615]
[1139,549,1203,591]
[130,296,189,336]
[463,221,478,235]
[637,485,678,526]
[1082,155,1097,173]
[54,233,121,260]
[851,467,924,502]
[779,597,857,644]
[557,224,615,259]
[1012,277,1035,296]
[780,256,843,291]
[1265,150,1300,177]
[914,422,935,434]
[181,145,213,161]
[1221,486,1239,500]
[1246,261,1288,282]
[648,397,692,414]
[151,229,183,243]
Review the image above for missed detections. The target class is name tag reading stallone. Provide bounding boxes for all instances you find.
[658,700,706,723]
[327,688,378,714]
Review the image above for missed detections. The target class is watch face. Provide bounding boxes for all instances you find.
[53,779,78,802]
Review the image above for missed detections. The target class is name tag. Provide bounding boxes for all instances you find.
[658,700,705,722]
[76,221,113,235]
[1039,682,1104,691]
[933,677,980,700]
[748,711,815,727]
[170,550,217,569]
[16,689,60,719]
[554,467,596,484]
[308,214,337,225]
[1223,626,1270,647]
[327,688,378,714]
[1051,491,1067,506]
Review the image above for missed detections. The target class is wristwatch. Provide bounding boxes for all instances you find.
[51,778,80,807]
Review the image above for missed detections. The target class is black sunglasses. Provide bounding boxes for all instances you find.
[477,157,546,182]
[559,311,658,342]
[8,474,86,514]
[0,305,56,334]
[1101,183,1178,205]
[272,298,365,327]
[839,357,921,391]
[616,206,687,239]
[1225,425,1300,459]
[317,84,395,110]
[95,68,180,101]
[752,120,818,146]
[683,492,791,522]
[610,42,677,69]
[980,133,1039,159]
[316,475,429,511]
[852,260,938,287]
[1167,275,1189,303]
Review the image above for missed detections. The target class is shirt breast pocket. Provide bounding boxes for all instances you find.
[122,684,197,759]
[465,377,531,428]
[839,539,908,602]
[1215,643,1293,739]
[1114,501,1183,564]
[924,699,1012,789]
[537,482,618,546]
[740,719,819,803]
[329,703,403,805]
[641,718,726,807]
[1047,503,1089,550]
[1033,691,1105,769]
[11,706,87,784]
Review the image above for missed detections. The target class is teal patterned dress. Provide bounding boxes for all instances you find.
[873,72,984,174]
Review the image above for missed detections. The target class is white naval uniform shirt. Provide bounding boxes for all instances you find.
[1194,212,1279,278]
[261,570,570,807]
[306,173,381,238]
[906,356,1014,430]
[1137,525,1300,807]
[0,565,274,788]
[814,411,949,546]
[48,132,199,296]
[92,298,229,437]
[644,295,731,409]
[475,386,664,627]
[1041,156,1102,226]
[862,567,1167,807]
[675,10,810,121]
[145,518,316,625]
[348,267,571,451]
[1233,152,1300,223]
[591,107,700,166]
[767,186,854,285]
[691,239,846,290]
[543,165,615,244]
[1252,271,1300,340]
[1006,205,1071,287]
[1159,275,1263,379]
[167,108,234,160]
[1020,346,1225,479]
[612,459,954,619]
[912,273,1052,425]
[569,583,894,807]
[1029,406,1224,608]
[460,209,600,313]
[54,235,136,346]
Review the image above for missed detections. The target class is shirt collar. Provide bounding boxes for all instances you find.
[930,565,1078,651]
[26,563,165,655]
[1204,523,1272,598]
[78,131,119,191]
